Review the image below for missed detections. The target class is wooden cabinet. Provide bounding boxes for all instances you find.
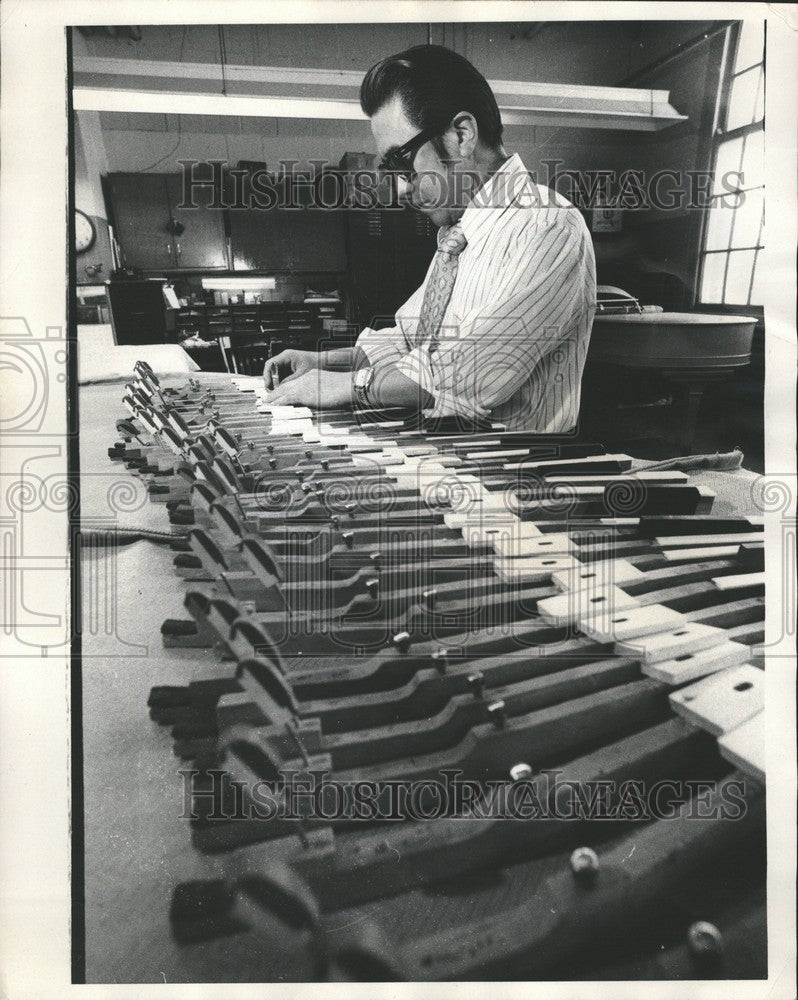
[165,174,227,270]
[104,165,432,300]
[106,173,176,271]
[344,202,437,329]
[227,172,287,272]
[105,172,227,272]
[227,170,346,272]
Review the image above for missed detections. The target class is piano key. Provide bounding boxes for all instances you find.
[669,664,764,734]
[655,532,765,548]
[712,572,766,591]
[537,585,641,626]
[578,604,686,642]
[662,544,749,562]
[616,621,728,663]
[718,712,765,783]
[493,555,581,584]
[492,532,574,559]
[643,639,751,685]
[550,558,647,589]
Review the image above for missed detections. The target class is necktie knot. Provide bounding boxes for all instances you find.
[437,222,468,258]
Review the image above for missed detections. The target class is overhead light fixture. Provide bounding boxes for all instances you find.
[73,88,363,121]
[72,58,687,132]
[201,277,277,291]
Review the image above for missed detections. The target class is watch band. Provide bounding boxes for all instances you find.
[354,367,375,408]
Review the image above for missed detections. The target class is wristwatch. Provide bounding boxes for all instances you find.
[353,366,375,408]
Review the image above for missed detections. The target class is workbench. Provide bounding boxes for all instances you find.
[78,376,766,983]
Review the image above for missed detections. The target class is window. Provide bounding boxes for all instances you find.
[699,21,765,306]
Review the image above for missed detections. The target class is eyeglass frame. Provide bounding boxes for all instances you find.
[377,125,444,181]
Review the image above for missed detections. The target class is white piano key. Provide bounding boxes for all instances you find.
[461,521,527,549]
[390,464,460,490]
[618,621,728,664]
[375,447,411,464]
[551,559,646,590]
[502,453,633,471]
[655,532,764,548]
[487,522,543,547]
[262,405,313,419]
[712,572,766,591]
[464,448,530,460]
[544,471,689,485]
[231,376,262,392]
[578,604,685,642]
[493,531,574,559]
[718,712,765,783]
[307,435,351,447]
[662,545,744,562]
[537,585,640,627]
[267,420,314,435]
[644,639,750,685]
[493,554,581,583]
[669,663,764,735]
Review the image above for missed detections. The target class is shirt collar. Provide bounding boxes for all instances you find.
[458,152,532,244]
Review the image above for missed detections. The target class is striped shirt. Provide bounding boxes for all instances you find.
[356,153,596,431]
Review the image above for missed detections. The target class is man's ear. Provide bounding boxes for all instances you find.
[450,111,479,157]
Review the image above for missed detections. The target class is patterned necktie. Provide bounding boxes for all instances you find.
[415,221,468,352]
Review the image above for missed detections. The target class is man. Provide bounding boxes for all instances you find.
[263,44,596,432]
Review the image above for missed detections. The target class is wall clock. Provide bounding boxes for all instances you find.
[75,209,96,254]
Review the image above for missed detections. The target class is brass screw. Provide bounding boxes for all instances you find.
[570,846,599,882]
[687,921,724,962]
[487,699,506,727]
[392,631,411,653]
[431,648,448,673]
[468,671,485,697]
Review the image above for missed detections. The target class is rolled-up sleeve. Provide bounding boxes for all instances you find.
[355,325,408,367]
[396,212,595,420]
[355,283,427,368]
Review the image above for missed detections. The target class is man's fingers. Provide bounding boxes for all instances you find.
[263,351,292,388]
[263,361,278,389]
[264,383,293,405]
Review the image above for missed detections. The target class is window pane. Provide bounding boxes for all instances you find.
[726,66,764,131]
[713,136,744,194]
[701,252,727,303]
[730,186,764,249]
[749,250,764,305]
[724,249,756,304]
[735,20,764,73]
[741,128,764,190]
[704,199,735,251]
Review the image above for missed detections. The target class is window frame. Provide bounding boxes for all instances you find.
[697,20,765,312]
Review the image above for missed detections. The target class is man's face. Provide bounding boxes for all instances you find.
[370,95,463,228]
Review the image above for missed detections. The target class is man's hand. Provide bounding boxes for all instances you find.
[263,349,320,389]
[262,369,354,409]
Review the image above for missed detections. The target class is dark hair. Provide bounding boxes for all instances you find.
[360,44,503,149]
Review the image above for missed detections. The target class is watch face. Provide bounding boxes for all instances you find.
[354,367,373,389]
[75,209,96,253]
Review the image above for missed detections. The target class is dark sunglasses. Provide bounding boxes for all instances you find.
[378,126,441,181]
